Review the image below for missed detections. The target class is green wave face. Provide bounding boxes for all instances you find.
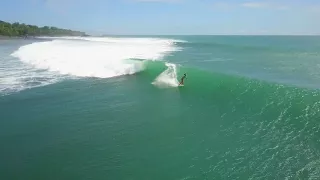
[136,60,320,179]
[142,60,320,127]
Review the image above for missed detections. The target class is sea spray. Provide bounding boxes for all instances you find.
[152,63,179,88]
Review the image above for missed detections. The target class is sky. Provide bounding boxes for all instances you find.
[0,0,319,35]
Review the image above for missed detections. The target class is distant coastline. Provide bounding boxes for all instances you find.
[0,20,88,38]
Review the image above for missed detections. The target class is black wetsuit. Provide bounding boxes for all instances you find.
[180,74,186,85]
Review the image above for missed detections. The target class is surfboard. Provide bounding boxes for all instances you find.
[178,84,184,87]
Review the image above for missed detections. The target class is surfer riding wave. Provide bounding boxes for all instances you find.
[179,73,187,86]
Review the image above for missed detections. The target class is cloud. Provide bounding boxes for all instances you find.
[211,1,290,11]
[241,2,289,10]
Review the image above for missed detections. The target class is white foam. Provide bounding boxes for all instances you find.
[37,36,187,44]
[11,37,181,78]
[1,37,182,95]
[0,55,62,95]
[152,63,179,88]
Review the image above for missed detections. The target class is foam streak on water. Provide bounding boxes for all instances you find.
[2,37,181,94]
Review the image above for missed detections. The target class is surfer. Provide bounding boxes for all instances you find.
[179,73,187,85]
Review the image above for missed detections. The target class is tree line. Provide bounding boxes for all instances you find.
[0,20,87,37]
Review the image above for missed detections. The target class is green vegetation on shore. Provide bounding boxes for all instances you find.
[0,20,87,37]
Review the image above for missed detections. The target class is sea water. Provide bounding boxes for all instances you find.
[1,36,320,180]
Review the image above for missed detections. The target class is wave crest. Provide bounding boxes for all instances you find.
[11,37,181,78]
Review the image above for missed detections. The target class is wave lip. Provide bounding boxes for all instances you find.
[11,37,181,78]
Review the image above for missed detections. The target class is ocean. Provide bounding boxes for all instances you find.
[1,36,320,180]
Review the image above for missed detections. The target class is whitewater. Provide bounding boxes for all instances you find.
[152,63,180,88]
[1,36,182,94]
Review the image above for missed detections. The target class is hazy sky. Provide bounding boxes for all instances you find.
[0,0,319,35]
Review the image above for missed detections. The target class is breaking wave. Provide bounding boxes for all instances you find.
[2,36,182,94]
[12,37,181,78]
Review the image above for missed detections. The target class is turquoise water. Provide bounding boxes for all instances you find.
[1,36,320,180]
